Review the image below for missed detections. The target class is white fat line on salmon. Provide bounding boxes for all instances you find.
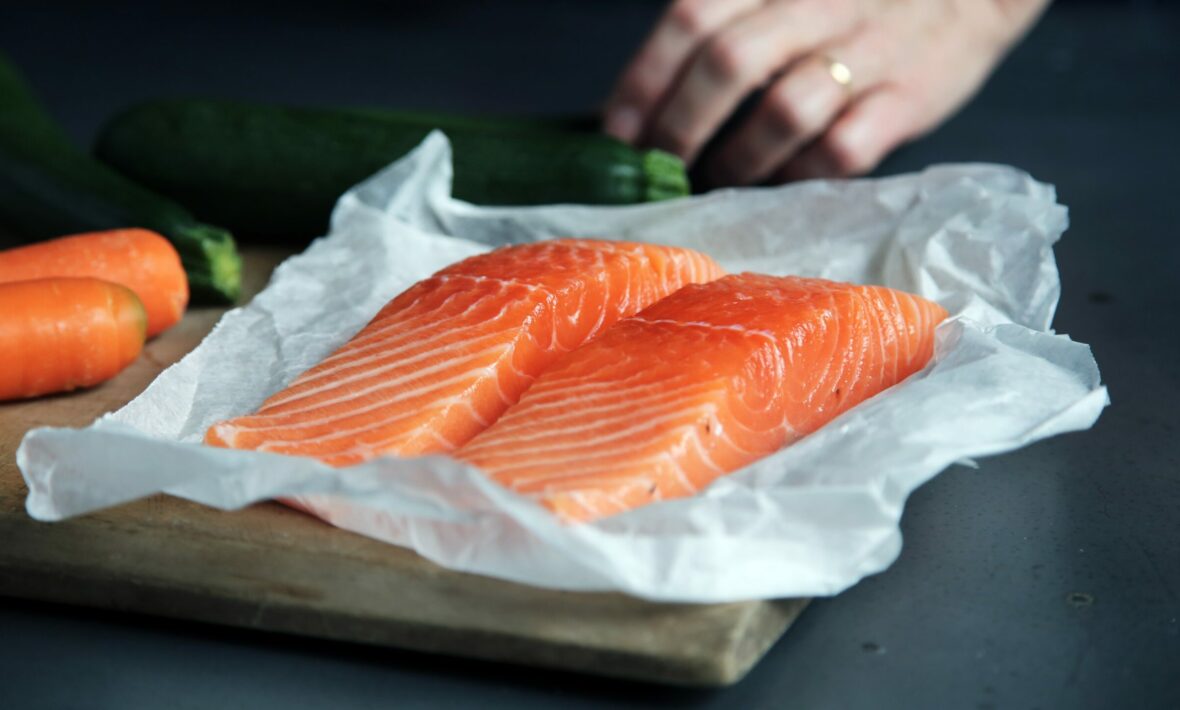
[906,292,922,358]
[540,489,606,521]
[534,472,661,495]
[257,362,520,455]
[915,292,932,367]
[318,422,458,465]
[265,308,496,396]
[471,406,717,474]
[461,383,714,449]
[282,289,536,386]
[580,268,613,343]
[498,395,770,472]
[472,373,702,434]
[287,365,538,459]
[429,427,460,451]
[255,402,445,457]
[679,428,728,484]
[327,396,498,459]
[839,296,867,405]
[270,286,545,391]
[629,317,782,347]
[389,422,461,456]
[311,275,545,365]
[556,286,586,349]
[859,322,878,402]
[518,445,700,497]
[863,293,900,402]
[879,289,902,385]
[261,328,511,413]
[479,405,766,473]
[320,419,454,462]
[256,338,514,420]
[500,346,534,385]
[472,403,715,460]
[487,372,773,446]
[312,281,514,361]
[249,367,511,450]
[434,273,549,293]
[267,320,512,397]
[502,365,681,407]
[542,477,661,512]
[278,326,535,454]
[525,468,675,497]
[792,295,843,411]
[233,349,514,436]
[893,289,915,368]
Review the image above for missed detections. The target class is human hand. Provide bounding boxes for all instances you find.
[603,0,1050,186]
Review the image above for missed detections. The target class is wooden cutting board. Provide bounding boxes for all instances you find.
[0,247,807,687]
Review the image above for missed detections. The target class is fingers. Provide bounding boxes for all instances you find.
[776,87,919,182]
[705,24,894,186]
[642,0,860,165]
[604,0,763,144]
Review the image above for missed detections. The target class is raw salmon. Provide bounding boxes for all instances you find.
[205,239,724,464]
[456,274,948,522]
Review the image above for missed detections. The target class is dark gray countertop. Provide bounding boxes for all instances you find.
[2,2,1178,708]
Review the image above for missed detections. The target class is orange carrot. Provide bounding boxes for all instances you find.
[0,229,188,337]
[0,278,146,401]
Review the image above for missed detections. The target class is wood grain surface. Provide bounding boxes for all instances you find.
[0,247,807,686]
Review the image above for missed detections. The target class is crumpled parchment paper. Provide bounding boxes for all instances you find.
[18,132,1108,603]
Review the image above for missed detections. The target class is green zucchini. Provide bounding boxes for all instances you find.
[94,99,690,241]
[0,55,241,303]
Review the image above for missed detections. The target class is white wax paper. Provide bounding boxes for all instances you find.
[18,133,1108,603]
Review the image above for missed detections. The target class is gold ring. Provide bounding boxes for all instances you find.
[823,55,853,91]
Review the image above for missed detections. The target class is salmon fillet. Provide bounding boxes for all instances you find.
[205,239,724,464]
[456,274,948,522]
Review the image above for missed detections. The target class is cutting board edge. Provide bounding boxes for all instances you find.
[0,561,805,687]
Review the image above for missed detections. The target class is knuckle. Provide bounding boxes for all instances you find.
[703,33,753,82]
[667,0,712,36]
[764,85,814,136]
[792,0,858,28]
[822,0,864,27]
[827,0,859,24]
[822,127,871,175]
[854,22,891,57]
[624,65,662,103]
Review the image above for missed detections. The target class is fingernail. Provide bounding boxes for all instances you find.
[604,105,642,144]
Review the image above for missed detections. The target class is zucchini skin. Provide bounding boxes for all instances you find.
[94,100,691,241]
[0,55,241,304]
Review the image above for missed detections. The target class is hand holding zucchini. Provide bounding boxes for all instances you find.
[0,53,241,303]
[94,99,691,241]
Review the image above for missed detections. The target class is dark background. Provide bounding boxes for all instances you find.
[2,1,1179,708]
